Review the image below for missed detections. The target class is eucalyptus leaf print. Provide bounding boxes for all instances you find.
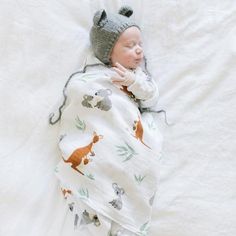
[85,173,95,180]
[116,142,138,162]
[54,166,59,173]
[78,188,89,200]
[139,221,150,236]
[149,193,156,206]
[59,134,66,142]
[75,116,86,131]
[134,174,146,185]
[147,119,157,131]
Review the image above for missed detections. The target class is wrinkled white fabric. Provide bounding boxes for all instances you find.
[55,58,162,235]
[1,1,236,236]
[59,182,138,235]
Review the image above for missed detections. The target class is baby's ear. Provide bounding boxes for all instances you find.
[93,9,107,26]
[118,6,133,17]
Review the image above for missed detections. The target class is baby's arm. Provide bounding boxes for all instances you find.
[127,67,159,108]
[111,63,159,109]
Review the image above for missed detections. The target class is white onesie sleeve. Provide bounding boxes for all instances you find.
[127,67,159,108]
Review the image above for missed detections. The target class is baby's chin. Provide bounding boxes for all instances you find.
[113,59,143,70]
[123,59,142,70]
[129,59,142,69]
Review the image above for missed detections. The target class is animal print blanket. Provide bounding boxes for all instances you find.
[55,70,163,235]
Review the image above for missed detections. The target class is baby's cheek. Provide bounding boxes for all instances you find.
[124,51,134,59]
[120,52,131,61]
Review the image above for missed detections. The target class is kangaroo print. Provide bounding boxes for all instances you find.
[55,73,162,235]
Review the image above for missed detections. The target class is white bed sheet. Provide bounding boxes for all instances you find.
[0,0,236,235]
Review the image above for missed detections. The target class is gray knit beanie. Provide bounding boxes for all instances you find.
[90,6,139,65]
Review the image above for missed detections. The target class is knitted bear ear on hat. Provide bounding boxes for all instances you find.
[118,6,133,17]
[93,9,107,26]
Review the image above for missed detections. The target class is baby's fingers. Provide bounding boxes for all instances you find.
[112,67,125,77]
[112,81,122,87]
[111,75,125,83]
[115,62,127,72]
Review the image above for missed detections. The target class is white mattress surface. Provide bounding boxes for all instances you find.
[0,0,235,235]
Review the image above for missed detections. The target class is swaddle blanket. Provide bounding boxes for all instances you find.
[55,67,163,235]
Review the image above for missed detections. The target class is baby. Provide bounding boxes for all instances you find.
[51,6,163,236]
[90,7,159,113]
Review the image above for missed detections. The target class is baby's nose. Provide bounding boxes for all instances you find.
[136,46,143,54]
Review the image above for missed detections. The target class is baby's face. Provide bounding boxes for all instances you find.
[110,26,143,70]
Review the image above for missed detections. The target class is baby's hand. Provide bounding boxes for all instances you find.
[111,62,135,87]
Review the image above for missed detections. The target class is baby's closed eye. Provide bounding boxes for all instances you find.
[125,41,143,48]
[138,42,143,47]
[125,42,135,48]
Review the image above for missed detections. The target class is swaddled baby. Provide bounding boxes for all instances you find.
[51,6,163,236]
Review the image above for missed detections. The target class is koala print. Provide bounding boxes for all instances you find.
[80,210,101,227]
[109,183,125,210]
[82,94,94,108]
[81,89,112,111]
[94,89,112,111]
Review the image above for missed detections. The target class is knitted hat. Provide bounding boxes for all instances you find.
[90,6,139,65]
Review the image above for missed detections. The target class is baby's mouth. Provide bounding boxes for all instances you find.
[135,58,142,64]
